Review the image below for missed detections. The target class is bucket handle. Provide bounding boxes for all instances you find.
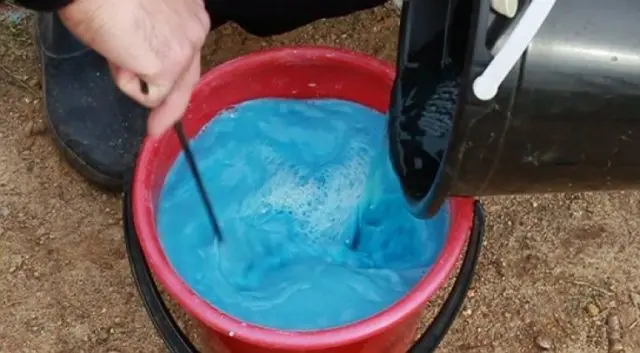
[123,192,485,353]
[473,0,557,101]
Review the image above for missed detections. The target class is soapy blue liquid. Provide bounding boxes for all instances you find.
[157,98,449,331]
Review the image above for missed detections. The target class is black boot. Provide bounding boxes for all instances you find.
[36,13,148,190]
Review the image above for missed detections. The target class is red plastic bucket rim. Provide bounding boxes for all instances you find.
[131,46,475,350]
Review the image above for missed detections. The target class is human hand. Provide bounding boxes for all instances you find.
[58,0,210,137]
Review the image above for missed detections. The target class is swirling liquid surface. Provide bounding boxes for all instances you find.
[157,98,449,331]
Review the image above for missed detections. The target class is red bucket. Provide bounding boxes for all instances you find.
[124,47,485,353]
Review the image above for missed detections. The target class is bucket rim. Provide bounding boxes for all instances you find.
[131,46,475,349]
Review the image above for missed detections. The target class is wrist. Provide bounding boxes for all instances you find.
[10,0,74,12]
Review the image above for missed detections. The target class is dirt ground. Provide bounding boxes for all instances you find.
[1,5,639,353]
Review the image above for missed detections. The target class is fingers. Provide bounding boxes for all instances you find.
[109,51,201,137]
[109,40,203,137]
[110,63,178,108]
[146,52,202,137]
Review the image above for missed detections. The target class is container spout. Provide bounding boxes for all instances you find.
[388,0,470,218]
[389,0,640,219]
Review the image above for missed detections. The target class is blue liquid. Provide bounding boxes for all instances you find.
[157,98,449,331]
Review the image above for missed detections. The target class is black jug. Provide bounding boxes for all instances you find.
[390,0,640,218]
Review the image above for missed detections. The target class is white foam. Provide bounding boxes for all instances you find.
[237,144,373,245]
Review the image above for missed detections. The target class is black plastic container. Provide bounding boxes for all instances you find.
[390,0,640,218]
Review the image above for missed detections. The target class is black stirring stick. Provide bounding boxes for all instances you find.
[173,123,223,241]
[350,217,361,250]
[140,80,222,242]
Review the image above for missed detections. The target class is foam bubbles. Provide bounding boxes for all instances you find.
[236,144,370,246]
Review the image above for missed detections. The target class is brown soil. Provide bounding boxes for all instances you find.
[1,5,639,353]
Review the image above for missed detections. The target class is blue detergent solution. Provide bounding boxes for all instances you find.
[157,98,449,331]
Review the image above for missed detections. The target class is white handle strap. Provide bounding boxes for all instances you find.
[473,0,557,101]
[492,0,519,18]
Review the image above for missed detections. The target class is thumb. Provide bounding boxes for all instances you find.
[108,63,173,108]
